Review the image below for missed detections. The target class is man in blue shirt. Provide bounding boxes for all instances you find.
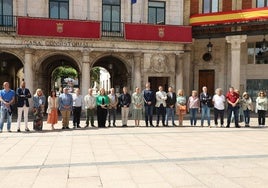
[59,87,73,129]
[143,82,155,127]
[0,82,15,132]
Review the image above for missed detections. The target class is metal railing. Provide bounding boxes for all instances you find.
[101,21,124,38]
[0,15,17,32]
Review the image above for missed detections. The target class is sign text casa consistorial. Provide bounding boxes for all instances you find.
[22,39,92,48]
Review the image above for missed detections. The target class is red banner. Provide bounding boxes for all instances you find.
[17,17,100,39]
[125,23,192,43]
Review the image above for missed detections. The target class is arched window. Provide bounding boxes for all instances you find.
[203,0,219,13]
[0,0,12,26]
[257,0,268,7]
[49,0,69,19]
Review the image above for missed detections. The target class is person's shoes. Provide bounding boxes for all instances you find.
[25,128,30,132]
[62,127,66,129]
[156,124,159,127]
[226,125,230,128]
[77,125,81,128]
[0,130,2,133]
[146,124,148,127]
[245,124,250,127]
[173,124,177,127]
[91,125,95,127]
[73,126,76,129]
[84,125,89,128]
[235,125,241,128]
[221,125,224,128]
[150,124,154,127]
[113,124,116,127]
[8,130,12,132]
[122,124,127,127]
[66,127,70,129]
[17,129,21,132]
[163,124,168,127]
[108,124,111,127]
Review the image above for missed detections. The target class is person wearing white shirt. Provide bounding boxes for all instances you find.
[155,86,167,126]
[212,88,225,127]
[84,88,96,128]
[72,88,83,128]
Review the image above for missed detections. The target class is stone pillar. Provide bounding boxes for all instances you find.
[175,52,184,91]
[24,49,34,97]
[133,52,142,89]
[81,50,91,97]
[226,35,247,89]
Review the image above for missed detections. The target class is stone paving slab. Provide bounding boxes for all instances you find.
[0,118,268,187]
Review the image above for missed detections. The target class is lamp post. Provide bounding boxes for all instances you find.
[261,35,267,51]
[207,38,213,53]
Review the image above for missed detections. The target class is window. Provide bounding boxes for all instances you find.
[0,0,12,26]
[148,1,165,24]
[247,79,268,101]
[203,0,219,13]
[102,0,121,32]
[248,42,268,64]
[49,0,69,19]
[257,0,268,7]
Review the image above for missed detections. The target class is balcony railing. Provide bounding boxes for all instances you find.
[0,15,17,32]
[101,21,124,38]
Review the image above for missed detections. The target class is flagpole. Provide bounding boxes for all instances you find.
[131,2,133,23]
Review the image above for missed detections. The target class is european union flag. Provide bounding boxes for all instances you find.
[131,0,137,4]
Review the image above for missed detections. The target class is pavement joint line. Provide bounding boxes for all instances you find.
[0,127,267,139]
[1,154,268,171]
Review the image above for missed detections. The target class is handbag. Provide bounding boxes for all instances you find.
[177,105,186,115]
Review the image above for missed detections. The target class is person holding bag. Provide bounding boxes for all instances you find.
[176,89,186,126]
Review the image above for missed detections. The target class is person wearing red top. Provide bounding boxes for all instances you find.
[226,87,240,128]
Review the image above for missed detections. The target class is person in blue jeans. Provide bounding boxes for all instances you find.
[165,86,177,126]
[143,82,155,127]
[187,90,200,126]
[200,86,212,127]
[0,82,15,133]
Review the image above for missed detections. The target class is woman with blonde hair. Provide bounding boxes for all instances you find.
[176,89,186,126]
[256,91,268,127]
[241,92,253,127]
[47,90,58,130]
[33,88,46,131]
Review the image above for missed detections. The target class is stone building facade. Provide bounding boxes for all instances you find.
[0,0,191,100]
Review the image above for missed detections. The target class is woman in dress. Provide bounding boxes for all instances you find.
[47,90,58,130]
[187,90,200,126]
[96,88,109,128]
[241,92,253,127]
[33,88,46,131]
[256,91,268,127]
[132,87,143,126]
[176,89,187,126]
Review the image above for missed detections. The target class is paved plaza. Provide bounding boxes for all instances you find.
[0,117,268,188]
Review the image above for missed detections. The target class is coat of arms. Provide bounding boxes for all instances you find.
[158,27,165,38]
[56,23,64,33]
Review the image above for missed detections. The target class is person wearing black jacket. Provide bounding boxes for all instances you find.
[16,81,32,132]
[165,86,177,126]
[143,82,155,127]
[118,87,131,127]
[200,86,212,127]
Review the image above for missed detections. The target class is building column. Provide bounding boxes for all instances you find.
[81,50,91,97]
[133,52,142,90]
[175,52,184,91]
[24,49,34,96]
[226,35,247,90]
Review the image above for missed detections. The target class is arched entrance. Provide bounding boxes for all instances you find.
[0,52,24,89]
[93,55,130,93]
[38,54,80,97]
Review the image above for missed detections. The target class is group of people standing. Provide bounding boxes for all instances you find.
[0,80,267,132]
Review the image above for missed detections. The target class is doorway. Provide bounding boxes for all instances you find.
[148,77,169,92]
[198,70,215,95]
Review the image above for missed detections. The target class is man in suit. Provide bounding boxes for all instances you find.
[16,81,32,132]
[165,86,177,126]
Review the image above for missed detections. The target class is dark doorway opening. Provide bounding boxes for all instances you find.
[148,77,169,92]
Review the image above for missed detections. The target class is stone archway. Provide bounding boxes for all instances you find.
[0,52,24,89]
[92,55,130,93]
[38,54,80,97]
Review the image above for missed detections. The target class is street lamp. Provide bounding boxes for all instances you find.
[261,35,267,51]
[207,38,213,53]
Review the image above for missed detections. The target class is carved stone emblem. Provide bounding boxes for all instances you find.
[150,54,168,73]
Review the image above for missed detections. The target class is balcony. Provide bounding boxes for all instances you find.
[0,15,17,32]
[0,16,192,43]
